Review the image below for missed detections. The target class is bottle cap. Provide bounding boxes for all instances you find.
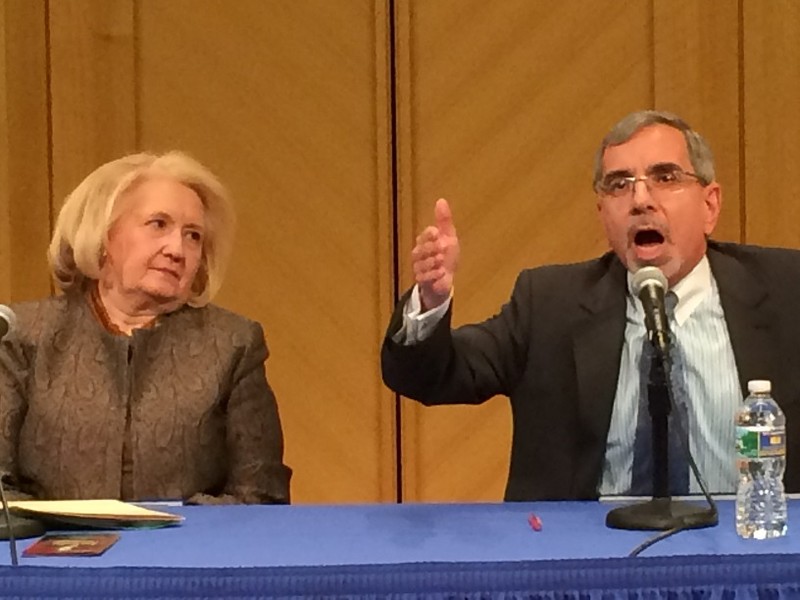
[747,379,771,393]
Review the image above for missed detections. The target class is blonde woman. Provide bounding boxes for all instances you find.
[0,152,290,504]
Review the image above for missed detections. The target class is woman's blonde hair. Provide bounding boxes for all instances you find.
[48,151,235,307]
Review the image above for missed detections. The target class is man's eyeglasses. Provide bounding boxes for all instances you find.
[596,165,707,198]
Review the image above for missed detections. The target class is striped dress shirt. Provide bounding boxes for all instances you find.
[599,256,742,495]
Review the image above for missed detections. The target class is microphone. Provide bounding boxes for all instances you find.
[0,305,16,342]
[631,266,671,356]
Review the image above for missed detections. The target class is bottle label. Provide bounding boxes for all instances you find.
[736,426,786,459]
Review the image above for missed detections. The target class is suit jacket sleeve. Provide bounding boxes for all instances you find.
[381,272,532,405]
[187,321,291,505]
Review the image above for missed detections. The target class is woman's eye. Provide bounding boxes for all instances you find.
[148,219,167,229]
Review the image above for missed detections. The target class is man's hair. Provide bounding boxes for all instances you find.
[48,151,236,307]
[592,110,716,190]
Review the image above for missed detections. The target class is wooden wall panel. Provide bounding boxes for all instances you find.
[11,0,800,506]
[742,1,800,246]
[136,1,396,502]
[653,0,742,242]
[0,2,8,297]
[0,0,51,302]
[395,0,654,501]
[48,0,136,208]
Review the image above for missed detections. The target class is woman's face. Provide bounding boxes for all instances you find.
[101,177,206,309]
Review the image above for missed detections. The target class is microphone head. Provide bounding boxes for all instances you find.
[631,266,668,297]
[0,305,17,341]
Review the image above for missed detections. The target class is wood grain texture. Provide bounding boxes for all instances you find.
[0,0,51,302]
[742,1,800,246]
[653,0,741,243]
[0,1,13,299]
[395,0,654,501]
[10,0,800,505]
[48,0,136,207]
[136,0,396,502]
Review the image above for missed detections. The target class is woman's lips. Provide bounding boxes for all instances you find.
[151,267,180,280]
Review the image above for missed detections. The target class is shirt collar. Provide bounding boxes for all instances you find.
[627,255,712,327]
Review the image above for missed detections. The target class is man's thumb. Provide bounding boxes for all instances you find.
[434,198,456,236]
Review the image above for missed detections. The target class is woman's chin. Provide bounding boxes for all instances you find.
[136,285,188,308]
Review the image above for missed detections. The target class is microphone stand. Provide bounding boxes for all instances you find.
[606,340,717,531]
[0,475,46,564]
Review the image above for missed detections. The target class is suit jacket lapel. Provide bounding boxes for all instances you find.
[572,257,628,495]
[708,245,774,395]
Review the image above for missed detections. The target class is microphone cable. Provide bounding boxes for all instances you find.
[627,340,718,558]
[628,526,682,557]
[662,336,719,521]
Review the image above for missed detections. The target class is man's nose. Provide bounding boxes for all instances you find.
[630,178,656,212]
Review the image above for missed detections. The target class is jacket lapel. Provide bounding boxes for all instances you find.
[708,245,774,395]
[572,257,628,495]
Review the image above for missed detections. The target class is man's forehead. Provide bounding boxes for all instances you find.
[601,124,691,172]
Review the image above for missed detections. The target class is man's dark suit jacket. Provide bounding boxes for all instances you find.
[382,241,800,501]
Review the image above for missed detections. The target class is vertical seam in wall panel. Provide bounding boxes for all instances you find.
[133,0,141,151]
[388,0,403,504]
[738,0,746,244]
[649,0,656,106]
[43,0,54,296]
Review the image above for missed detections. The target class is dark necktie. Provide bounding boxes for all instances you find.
[629,292,690,496]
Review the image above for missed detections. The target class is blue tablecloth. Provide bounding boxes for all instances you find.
[0,500,797,598]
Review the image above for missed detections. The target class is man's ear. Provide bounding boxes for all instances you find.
[703,182,722,236]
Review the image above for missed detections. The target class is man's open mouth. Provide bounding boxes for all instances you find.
[634,228,665,247]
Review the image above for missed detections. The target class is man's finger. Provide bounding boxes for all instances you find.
[434,198,456,237]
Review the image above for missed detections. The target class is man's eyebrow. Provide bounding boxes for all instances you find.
[646,161,683,172]
[603,162,684,179]
[602,169,634,179]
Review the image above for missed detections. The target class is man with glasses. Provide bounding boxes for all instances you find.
[381,110,800,501]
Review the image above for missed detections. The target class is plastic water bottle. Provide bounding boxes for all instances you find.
[735,379,787,539]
